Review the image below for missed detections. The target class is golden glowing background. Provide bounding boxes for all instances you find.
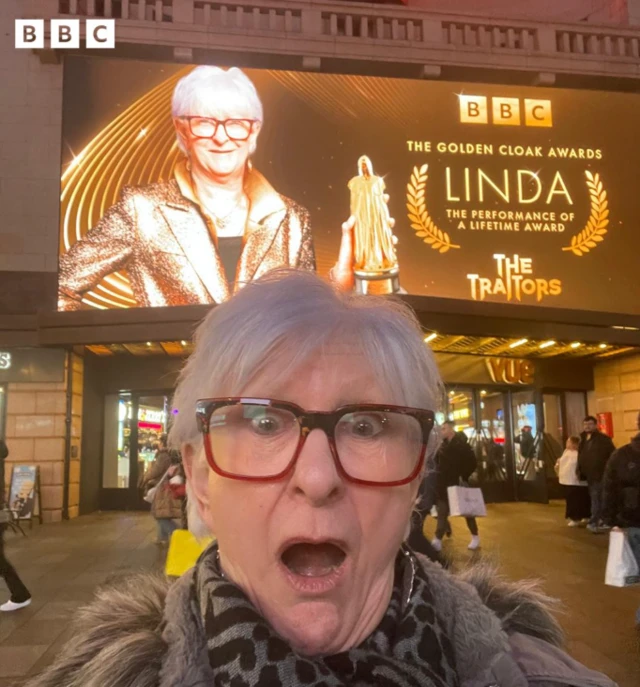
[59,68,420,310]
[61,68,189,309]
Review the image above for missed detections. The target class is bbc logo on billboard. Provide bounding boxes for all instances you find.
[459,95,552,127]
[15,19,115,49]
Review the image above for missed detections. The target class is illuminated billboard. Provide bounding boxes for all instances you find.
[59,57,640,313]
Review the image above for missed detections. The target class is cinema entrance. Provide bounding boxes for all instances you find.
[433,350,590,504]
[441,385,588,503]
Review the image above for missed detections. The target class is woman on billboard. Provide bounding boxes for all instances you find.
[57,66,317,309]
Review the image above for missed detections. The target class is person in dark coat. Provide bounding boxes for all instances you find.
[603,412,640,529]
[578,415,615,532]
[0,439,32,612]
[431,421,480,552]
[602,411,640,628]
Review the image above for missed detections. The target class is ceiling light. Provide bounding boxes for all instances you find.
[599,343,608,349]
[570,342,582,349]
[539,340,555,349]
[424,332,438,343]
[181,340,187,346]
[146,342,152,347]
[509,338,528,349]
[480,390,486,396]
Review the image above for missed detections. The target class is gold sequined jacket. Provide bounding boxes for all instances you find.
[58,166,316,309]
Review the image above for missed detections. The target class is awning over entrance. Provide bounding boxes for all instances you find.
[81,334,638,362]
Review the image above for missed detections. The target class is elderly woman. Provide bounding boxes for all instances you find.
[58,66,316,310]
[28,271,615,687]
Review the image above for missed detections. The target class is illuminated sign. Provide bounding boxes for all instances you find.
[459,95,552,127]
[451,407,470,420]
[59,59,640,314]
[486,358,535,385]
[467,254,562,303]
[0,352,12,371]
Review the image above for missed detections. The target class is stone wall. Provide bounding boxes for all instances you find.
[406,0,630,24]
[589,354,640,448]
[2,353,83,522]
[0,0,63,275]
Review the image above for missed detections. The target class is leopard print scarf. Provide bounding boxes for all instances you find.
[191,545,459,686]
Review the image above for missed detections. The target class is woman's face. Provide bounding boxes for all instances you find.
[187,347,419,656]
[175,102,260,182]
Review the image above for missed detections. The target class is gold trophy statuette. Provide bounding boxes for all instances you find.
[348,155,400,295]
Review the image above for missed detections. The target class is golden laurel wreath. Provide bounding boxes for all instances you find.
[406,164,460,253]
[562,170,609,256]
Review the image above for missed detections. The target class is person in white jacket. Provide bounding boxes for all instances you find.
[556,435,591,526]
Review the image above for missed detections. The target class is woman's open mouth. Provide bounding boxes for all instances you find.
[279,541,348,594]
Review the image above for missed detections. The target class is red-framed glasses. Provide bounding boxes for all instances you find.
[180,116,257,141]
[195,398,435,486]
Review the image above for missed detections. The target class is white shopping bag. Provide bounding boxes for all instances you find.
[605,528,640,587]
[447,485,487,518]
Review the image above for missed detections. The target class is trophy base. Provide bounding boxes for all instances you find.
[354,268,400,296]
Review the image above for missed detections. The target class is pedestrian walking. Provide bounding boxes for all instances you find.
[406,452,444,564]
[555,435,590,526]
[0,439,32,612]
[142,435,184,545]
[578,416,615,533]
[431,421,480,552]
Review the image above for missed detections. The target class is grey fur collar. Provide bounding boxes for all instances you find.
[22,559,576,687]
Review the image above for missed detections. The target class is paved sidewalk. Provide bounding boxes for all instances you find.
[427,501,640,687]
[0,503,638,686]
[0,513,162,686]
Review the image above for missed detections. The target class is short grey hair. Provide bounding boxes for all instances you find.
[169,269,443,537]
[171,66,263,155]
[171,270,442,448]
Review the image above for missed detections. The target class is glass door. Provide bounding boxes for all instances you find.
[477,390,515,502]
[542,393,565,500]
[101,391,172,510]
[512,389,548,503]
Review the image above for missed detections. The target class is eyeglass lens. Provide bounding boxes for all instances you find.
[188,117,253,141]
[208,403,423,482]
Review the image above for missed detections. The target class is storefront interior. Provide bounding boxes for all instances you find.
[441,386,587,502]
[102,392,172,507]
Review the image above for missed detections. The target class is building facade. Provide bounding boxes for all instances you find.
[1,0,640,517]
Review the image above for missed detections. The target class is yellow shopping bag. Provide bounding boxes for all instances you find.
[165,529,214,577]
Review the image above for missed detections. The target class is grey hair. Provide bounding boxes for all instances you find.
[171,66,263,155]
[169,269,443,536]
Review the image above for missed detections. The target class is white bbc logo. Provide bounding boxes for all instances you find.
[15,19,115,49]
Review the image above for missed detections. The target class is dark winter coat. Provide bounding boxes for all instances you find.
[22,560,617,687]
[436,431,477,499]
[603,434,640,527]
[577,430,615,485]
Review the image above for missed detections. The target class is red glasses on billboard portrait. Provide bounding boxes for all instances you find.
[181,117,258,141]
[195,398,435,487]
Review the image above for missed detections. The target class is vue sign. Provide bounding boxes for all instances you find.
[486,357,535,385]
